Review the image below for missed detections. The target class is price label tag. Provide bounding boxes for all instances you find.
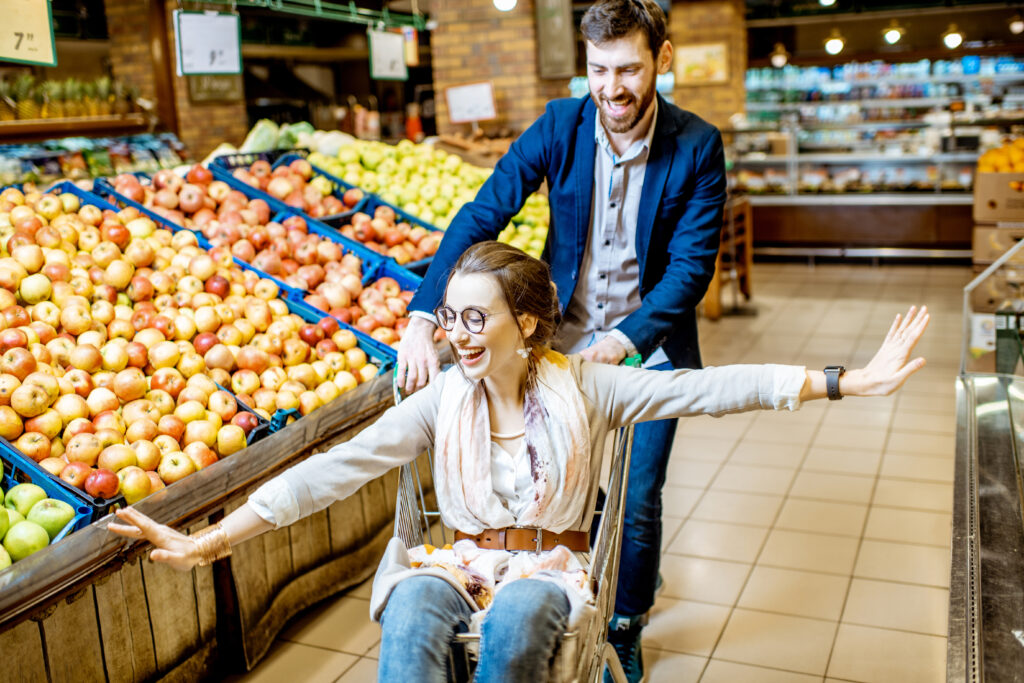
[0,0,56,67]
[368,29,407,81]
[445,82,497,124]
[173,10,242,76]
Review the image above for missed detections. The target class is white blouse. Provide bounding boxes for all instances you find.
[490,440,532,519]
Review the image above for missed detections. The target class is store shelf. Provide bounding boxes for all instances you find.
[747,71,1024,91]
[0,114,149,141]
[747,193,973,206]
[737,152,977,163]
[748,97,955,111]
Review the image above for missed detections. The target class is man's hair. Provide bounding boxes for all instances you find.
[580,0,668,59]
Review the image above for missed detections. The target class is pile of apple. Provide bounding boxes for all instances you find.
[0,481,78,568]
[0,185,381,507]
[302,272,414,351]
[229,157,364,219]
[337,204,441,267]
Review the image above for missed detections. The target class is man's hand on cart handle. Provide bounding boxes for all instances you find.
[580,335,626,365]
[396,316,442,394]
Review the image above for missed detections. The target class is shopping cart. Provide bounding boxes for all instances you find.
[391,363,636,683]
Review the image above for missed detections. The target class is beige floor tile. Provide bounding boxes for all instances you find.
[879,453,954,483]
[690,491,784,526]
[280,596,380,655]
[364,644,379,659]
[842,578,948,635]
[893,408,956,435]
[872,479,953,513]
[665,459,721,488]
[743,420,818,446]
[789,471,875,505]
[228,641,358,683]
[346,577,373,600]
[802,445,882,476]
[854,540,951,588]
[758,529,859,575]
[701,659,821,683]
[678,413,756,439]
[775,499,868,537]
[738,566,849,621]
[827,623,947,683]
[658,554,751,606]
[811,425,887,452]
[896,391,957,415]
[644,597,731,656]
[713,609,836,675]
[662,485,704,518]
[667,519,769,563]
[864,507,952,547]
[819,406,892,430]
[711,463,797,495]
[335,657,378,682]
[885,430,955,458]
[671,435,737,463]
[752,405,826,426]
[641,648,706,683]
[729,440,807,468]
[662,516,685,552]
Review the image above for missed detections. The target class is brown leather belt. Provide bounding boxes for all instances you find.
[454,527,589,552]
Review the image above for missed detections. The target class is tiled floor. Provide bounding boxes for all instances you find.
[236,262,966,682]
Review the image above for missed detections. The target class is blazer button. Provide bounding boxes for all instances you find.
[571,271,577,279]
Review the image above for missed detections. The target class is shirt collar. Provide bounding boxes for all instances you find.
[595,96,659,163]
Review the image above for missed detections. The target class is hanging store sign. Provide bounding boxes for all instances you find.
[0,0,57,67]
[445,81,497,125]
[187,74,244,103]
[402,26,419,67]
[173,10,242,77]
[369,29,408,81]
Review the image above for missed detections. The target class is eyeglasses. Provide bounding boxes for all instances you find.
[434,305,500,334]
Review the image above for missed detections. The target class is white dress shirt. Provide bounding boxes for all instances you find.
[490,440,532,518]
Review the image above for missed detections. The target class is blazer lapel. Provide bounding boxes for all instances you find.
[574,100,597,277]
[636,95,678,285]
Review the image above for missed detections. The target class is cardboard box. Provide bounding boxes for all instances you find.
[974,172,1024,223]
[972,226,1024,264]
[969,263,1024,313]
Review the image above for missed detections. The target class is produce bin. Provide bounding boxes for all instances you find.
[0,443,93,541]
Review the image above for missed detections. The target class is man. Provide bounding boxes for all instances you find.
[397,1,725,679]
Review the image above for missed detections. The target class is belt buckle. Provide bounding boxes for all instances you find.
[511,525,543,553]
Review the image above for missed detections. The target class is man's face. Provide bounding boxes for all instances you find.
[586,31,666,135]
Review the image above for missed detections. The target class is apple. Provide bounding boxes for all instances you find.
[86,387,119,417]
[24,409,61,440]
[0,346,37,380]
[84,468,120,499]
[208,390,237,422]
[3,520,50,561]
[65,433,103,466]
[215,424,246,457]
[0,405,23,440]
[59,461,92,489]
[117,466,152,504]
[37,457,66,477]
[112,367,147,402]
[98,444,137,472]
[4,483,47,517]
[132,439,162,471]
[146,471,165,493]
[157,452,195,484]
[185,442,218,470]
[231,411,261,436]
[27,498,76,540]
[183,420,217,448]
[10,382,50,418]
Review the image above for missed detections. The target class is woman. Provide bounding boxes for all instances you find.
[110,241,929,682]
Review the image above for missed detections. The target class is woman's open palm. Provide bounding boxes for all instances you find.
[857,305,929,396]
[108,506,198,571]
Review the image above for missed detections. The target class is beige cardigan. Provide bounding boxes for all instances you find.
[247,358,807,621]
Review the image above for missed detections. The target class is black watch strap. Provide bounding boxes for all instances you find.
[824,366,846,400]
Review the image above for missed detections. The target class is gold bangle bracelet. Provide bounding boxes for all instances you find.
[191,522,232,567]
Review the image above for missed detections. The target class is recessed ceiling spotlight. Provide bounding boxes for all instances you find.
[770,43,789,68]
[819,0,837,6]
[1011,13,1024,35]
[943,23,963,49]
[493,0,517,11]
[883,19,905,45]
[824,28,845,55]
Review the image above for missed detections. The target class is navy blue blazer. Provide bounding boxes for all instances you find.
[408,94,726,369]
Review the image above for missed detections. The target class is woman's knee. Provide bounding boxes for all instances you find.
[487,579,570,629]
[382,575,468,635]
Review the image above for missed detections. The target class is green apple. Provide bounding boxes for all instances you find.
[27,498,76,541]
[5,483,47,518]
[3,521,50,561]
[0,545,11,570]
[0,507,8,541]
[6,508,24,526]
[337,147,359,165]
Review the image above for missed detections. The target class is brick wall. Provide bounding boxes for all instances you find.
[430,0,572,136]
[669,0,746,129]
[104,0,249,160]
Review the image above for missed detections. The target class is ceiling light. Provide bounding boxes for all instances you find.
[818,0,836,6]
[1011,14,1024,35]
[493,0,517,10]
[770,43,789,68]
[883,19,904,45]
[824,28,845,55]
[943,23,963,49]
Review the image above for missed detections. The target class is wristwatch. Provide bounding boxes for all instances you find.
[824,366,846,401]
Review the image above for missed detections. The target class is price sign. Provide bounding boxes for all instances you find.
[368,29,407,81]
[0,0,56,67]
[173,10,242,77]
[445,82,497,125]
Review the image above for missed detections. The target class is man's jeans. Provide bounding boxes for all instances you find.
[614,360,678,617]
[379,575,571,682]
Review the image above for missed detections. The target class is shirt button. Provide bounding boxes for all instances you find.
[597,326,603,331]
[609,202,616,208]
[604,239,611,246]
[599,273,606,280]
[597,303,604,310]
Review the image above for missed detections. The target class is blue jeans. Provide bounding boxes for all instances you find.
[379,575,571,682]
[614,361,677,617]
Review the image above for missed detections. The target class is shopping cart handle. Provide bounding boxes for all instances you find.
[624,354,642,368]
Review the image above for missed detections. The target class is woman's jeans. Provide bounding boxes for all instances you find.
[379,575,571,682]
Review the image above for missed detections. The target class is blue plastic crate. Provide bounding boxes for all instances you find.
[0,442,94,540]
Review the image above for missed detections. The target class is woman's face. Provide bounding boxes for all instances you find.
[443,272,535,383]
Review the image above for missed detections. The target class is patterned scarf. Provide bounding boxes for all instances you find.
[434,349,591,535]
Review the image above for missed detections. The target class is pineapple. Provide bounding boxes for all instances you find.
[82,80,98,117]
[63,78,81,117]
[95,76,112,116]
[0,81,15,121]
[13,74,39,120]
[41,80,65,119]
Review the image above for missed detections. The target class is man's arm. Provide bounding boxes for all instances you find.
[614,128,727,360]
[397,105,555,391]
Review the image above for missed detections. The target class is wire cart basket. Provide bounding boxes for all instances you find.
[391,361,637,683]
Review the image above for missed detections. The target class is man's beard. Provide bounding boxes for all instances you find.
[593,79,657,134]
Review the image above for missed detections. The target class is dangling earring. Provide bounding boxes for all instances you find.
[517,347,532,359]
